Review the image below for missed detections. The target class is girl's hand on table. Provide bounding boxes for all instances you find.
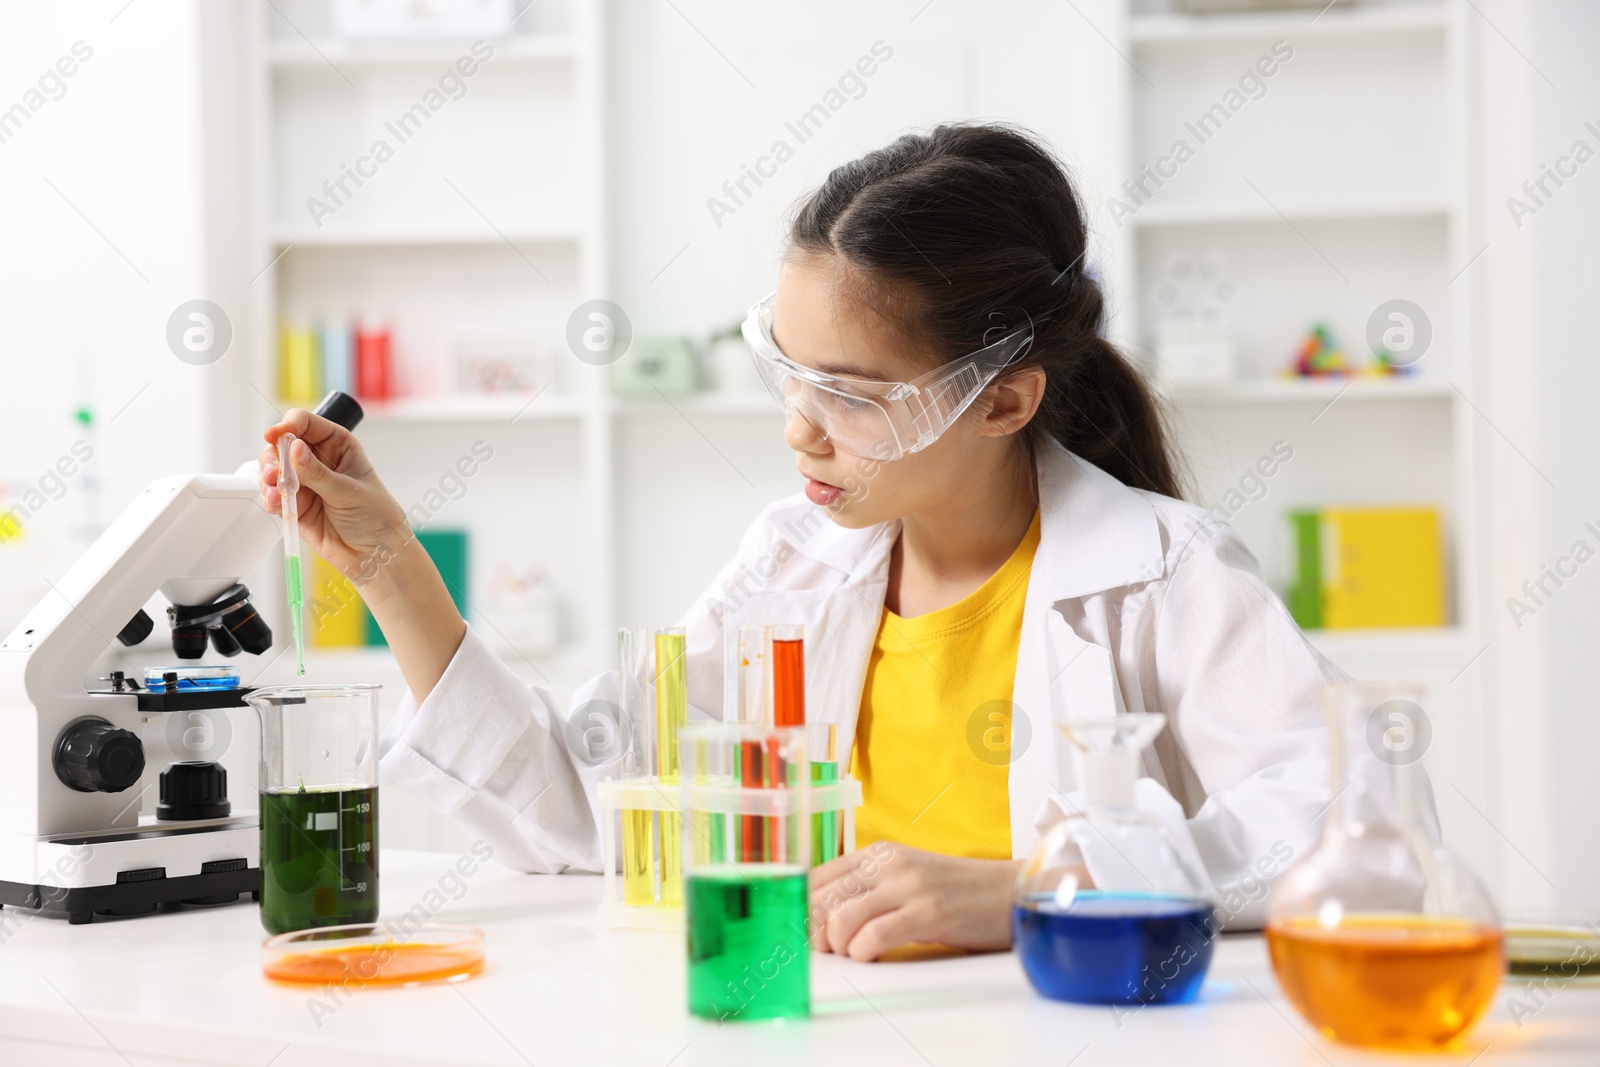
[808,842,1022,961]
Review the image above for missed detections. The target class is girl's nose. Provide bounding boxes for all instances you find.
[783,406,830,454]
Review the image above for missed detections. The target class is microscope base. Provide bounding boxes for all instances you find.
[0,864,260,925]
[0,820,260,925]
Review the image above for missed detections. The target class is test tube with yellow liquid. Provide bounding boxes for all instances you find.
[617,628,654,907]
[655,627,688,907]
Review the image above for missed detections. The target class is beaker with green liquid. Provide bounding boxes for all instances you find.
[680,722,810,1022]
[248,684,381,935]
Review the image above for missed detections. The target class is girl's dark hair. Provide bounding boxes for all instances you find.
[789,123,1184,499]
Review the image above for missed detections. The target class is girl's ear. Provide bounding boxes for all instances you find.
[977,366,1047,437]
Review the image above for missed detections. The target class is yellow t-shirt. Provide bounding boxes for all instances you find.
[851,511,1041,861]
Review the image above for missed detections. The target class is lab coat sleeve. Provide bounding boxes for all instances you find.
[377,626,617,873]
[1150,521,1343,929]
[377,509,783,873]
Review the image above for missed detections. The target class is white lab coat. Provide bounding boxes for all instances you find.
[378,440,1341,928]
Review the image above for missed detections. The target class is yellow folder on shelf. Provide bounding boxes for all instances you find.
[279,323,320,407]
[1320,507,1445,629]
[307,555,368,648]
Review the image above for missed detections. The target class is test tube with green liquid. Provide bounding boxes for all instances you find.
[655,627,688,906]
[278,434,306,676]
[618,628,655,906]
[809,722,840,867]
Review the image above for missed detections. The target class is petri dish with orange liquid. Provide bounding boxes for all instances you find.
[263,922,485,987]
[1266,913,1504,1049]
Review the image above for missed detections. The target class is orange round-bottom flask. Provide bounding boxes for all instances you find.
[1266,914,1504,1050]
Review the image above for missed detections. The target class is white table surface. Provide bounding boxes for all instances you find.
[0,850,1593,1067]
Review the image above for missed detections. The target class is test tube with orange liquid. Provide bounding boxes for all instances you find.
[769,625,804,860]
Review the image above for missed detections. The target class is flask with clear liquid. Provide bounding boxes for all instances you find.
[1265,683,1503,1051]
[1014,713,1216,1005]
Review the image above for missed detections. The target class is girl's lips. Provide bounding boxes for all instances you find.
[804,476,843,506]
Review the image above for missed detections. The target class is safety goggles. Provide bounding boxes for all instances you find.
[741,292,1033,461]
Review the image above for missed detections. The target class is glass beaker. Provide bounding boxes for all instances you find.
[1015,714,1216,1005]
[1265,683,1503,1050]
[679,722,810,1022]
[248,684,381,936]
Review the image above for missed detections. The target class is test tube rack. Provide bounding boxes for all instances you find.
[597,773,861,931]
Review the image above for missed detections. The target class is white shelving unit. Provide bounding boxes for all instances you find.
[243,0,621,687]
[242,2,789,705]
[1127,2,1450,41]
[1111,0,1481,669]
[1110,0,1493,872]
[239,0,1485,691]
[264,34,581,65]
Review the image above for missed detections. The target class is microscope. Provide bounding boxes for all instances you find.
[0,392,362,924]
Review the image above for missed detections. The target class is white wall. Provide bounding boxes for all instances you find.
[1495,0,1600,910]
[0,2,216,627]
[0,0,280,831]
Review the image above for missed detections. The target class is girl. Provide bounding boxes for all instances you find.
[258,123,1336,961]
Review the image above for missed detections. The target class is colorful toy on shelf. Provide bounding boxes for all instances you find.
[1286,323,1352,378]
[1286,322,1411,379]
[1372,346,1414,376]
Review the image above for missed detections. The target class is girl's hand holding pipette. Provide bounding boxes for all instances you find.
[809,843,1024,961]
[259,409,410,582]
[258,409,466,703]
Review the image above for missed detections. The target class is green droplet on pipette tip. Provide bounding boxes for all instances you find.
[285,553,306,677]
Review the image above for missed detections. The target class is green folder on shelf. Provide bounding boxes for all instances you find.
[1287,511,1323,629]
[364,530,470,647]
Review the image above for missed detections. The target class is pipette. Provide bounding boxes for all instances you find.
[278,434,306,677]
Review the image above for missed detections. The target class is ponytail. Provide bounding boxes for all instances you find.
[790,122,1184,500]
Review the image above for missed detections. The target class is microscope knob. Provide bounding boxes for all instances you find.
[157,761,231,820]
[54,719,146,793]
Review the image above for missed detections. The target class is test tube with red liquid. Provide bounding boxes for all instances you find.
[771,624,805,727]
[770,624,805,862]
